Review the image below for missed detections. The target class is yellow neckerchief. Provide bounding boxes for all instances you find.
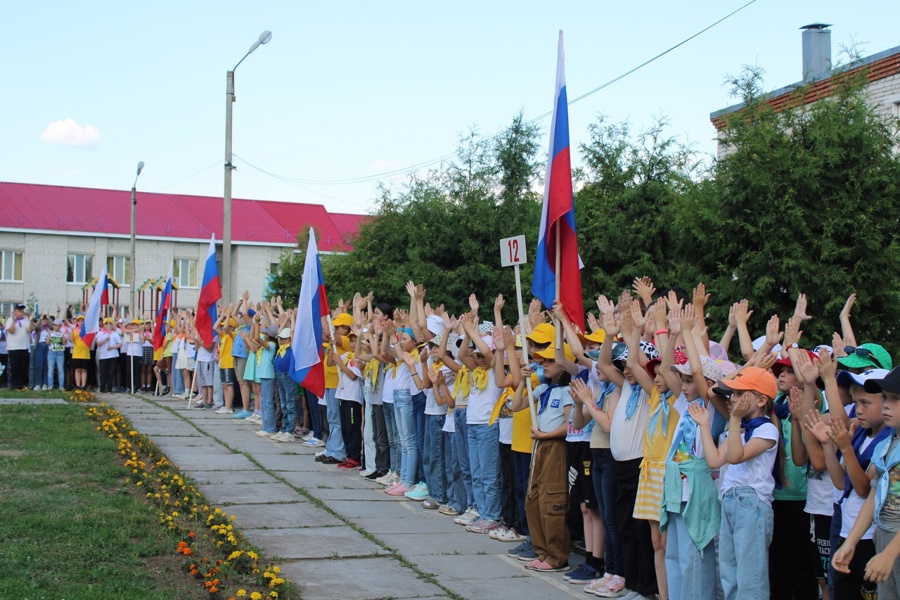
[256,334,266,367]
[454,367,471,399]
[489,386,513,425]
[276,342,291,358]
[472,367,489,392]
[363,358,380,387]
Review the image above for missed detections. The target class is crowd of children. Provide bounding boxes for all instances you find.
[8,279,900,600]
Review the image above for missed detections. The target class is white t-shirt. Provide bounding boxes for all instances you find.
[443,407,456,433]
[4,316,31,351]
[382,363,396,404]
[466,369,499,425]
[532,383,574,432]
[424,362,450,416]
[124,331,143,357]
[335,352,363,403]
[196,343,214,363]
[840,436,877,540]
[393,353,423,396]
[805,471,837,517]
[96,331,122,360]
[719,422,780,504]
[610,380,651,462]
[499,418,513,445]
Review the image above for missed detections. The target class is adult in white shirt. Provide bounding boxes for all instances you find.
[5,303,33,389]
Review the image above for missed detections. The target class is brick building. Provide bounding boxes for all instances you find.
[0,182,365,317]
[711,24,900,158]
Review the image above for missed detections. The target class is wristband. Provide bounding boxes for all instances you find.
[655,329,669,336]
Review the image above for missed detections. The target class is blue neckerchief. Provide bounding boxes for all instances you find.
[665,397,702,462]
[742,416,783,490]
[842,425,893,501]
[538,383,560,415]
[872,430,900,529]
[773,394,790,420]
[625,383,642,420]
[595,381,616,410]
[649,390,673,438]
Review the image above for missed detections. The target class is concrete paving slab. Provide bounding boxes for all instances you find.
[390,531,507,557]
[326,499,418,520]
[225,502,344,529]
[346,515,459,535]
[187,470,280,485]
[157,452,258,471]
[306,487,409,502]
[196,482,306,505]
[243,526,389,560]
[410,554,530,580]
[279,557,444,600]
[253,454,329,472]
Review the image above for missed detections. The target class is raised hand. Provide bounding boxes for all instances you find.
[765,315,783,348]
[405,280,416,298]
[817,347,837,380]
[734,299,753,325]
[840,294,856,322]
[601,309,620,338]
[415,284,426,301]
[793,293,813,321]
[492,325,506,351]
[469,294,479,313]
[802,410,832,445]
[632,276,656,306]
[494,294,505,313]
[688,401,710,427]
[587,312,601,333]
[692,283,710,313]
[681,303,696,332]
[668,303,683,337]
[830,418,857,453]
[630,301,647,329]
[832,332,848,358]
[569,378,592,405]
[783,315,803,348]
[788,387,805,420]
[652,298,668,332]
[730,393,754,420]
[792,347,819,387]
[596,295,615,316]
[756,351,779,372]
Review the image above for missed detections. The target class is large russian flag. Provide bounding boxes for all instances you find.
[81,266,108,347]
[532,31,585,332]
[290,228,329,397]
[152,267,173,351]
[195,234,221,348]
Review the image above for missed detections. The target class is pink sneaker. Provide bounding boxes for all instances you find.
[591,574,626,597]
[386,483,409,496]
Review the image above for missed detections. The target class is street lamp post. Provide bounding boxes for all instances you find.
[130,161,145,318]
[223,30,272,303]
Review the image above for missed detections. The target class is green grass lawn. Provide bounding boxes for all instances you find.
[0,404,202,599]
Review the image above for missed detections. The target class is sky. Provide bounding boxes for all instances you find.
[3,1,899,217]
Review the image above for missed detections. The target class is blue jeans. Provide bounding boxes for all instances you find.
[324,388,346,460]
[393,389,418,485]
[32,342,48,388]
[466,421,501,521]
[720,486,774,600]
[413,392,426,482]
[47,350,64,388]
[444,430,465,512]
[424,414,446,503]
[592,448,623,576]
[383,402,400,473]
[665,510,717,600]
[171,352,184,395]
[513,450,531,535]
[275,372,298,433]
[259,378,277,433]
[454,408,475,510]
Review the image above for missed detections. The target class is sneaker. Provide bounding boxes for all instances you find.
[279,432,297,442]
[583,574,612,594]
[403,482,429,501]
[173,393,184,399]
[42,385,50,391]
[233,410,252,419]
[301,432,314,442]
[489,526,508,540]
[515,545,538,561]
[337,459,360,470]
[374,471,396,486]
[194,400,205,408]
[507,540,532,558]
[314,450,327,458]
[563,563,602,584]
[302,437,325,447]
[33,385,40,391]
[494,528,526,543]
[255,430,275,438]
[319,455,342,465]
[466,519,500,534]
[524,560,569,572]
[215,407,233,415]
[359,469,375,478]
[421,499,440,509]
[386,483,410,496]
[437,504,459,516]
[591,575,627,597]
[365,470,385,481]
[453,507,479,526]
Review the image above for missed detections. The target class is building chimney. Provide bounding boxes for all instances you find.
[801,24,832,81]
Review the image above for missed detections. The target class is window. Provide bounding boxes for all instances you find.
[107,256,130,285]
[66,254,92,284]
[0,302,16,317]
[1,251,23,282]
[173,259,197,288]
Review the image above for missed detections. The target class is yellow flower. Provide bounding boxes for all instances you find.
[250,593,262,600]
[272,566,280,574]
[236,590,246,598]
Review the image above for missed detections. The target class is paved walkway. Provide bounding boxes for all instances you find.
[100,392,593,600]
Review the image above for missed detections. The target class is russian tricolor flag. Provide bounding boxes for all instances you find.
[81,266,108,347]
[290,228,329,398]
[152,267,173,351]
[195,234,221,348]
[532,31,585,332]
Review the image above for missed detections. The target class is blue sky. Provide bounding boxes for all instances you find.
[3,1,898,216]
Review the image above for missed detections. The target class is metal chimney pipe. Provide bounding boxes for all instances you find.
[801,24,832,82]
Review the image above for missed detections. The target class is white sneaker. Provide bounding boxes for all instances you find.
[278,432,296,442]
[194,400,205,408]
[315,450,327,458]
[33,386,40,391]
[42,385,50,391]
[215,407,233,415]
[453,507,480,526]
[248,414,262,424]
[255,430,274,438]
[301,433,314,441]
[359,469,375,477]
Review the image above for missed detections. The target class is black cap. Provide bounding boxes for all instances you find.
[864,366,900,395]
[14,303,26,310]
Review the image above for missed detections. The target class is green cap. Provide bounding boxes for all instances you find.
[838,343,893,371]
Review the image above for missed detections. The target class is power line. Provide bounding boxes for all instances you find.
[247,0,758,187]
[155,159,221,193]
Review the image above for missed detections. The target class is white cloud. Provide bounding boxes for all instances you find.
[372,159,401,171]
[41,118,101,148]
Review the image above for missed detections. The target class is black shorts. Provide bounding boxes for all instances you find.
[220,368,236,385]
[72,358,91,371]
[567,440,597,509]
[810,513,832,579]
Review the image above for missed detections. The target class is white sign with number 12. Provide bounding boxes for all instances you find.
[500,235,527,267]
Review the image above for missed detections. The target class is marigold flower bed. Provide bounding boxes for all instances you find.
[73,391,297,600]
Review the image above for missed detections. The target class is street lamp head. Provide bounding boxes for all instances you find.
[136,161,145,177]
[248,30,273,54]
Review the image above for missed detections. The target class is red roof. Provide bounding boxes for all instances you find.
[0,182,365,253]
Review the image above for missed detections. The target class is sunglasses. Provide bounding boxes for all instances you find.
[843,346,885,369]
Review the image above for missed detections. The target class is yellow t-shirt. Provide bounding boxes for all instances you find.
[218,332,235,369]
[643,387,681,462]
[510,373,539,454]
[72,330,90,360]
[324,336,352,390]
